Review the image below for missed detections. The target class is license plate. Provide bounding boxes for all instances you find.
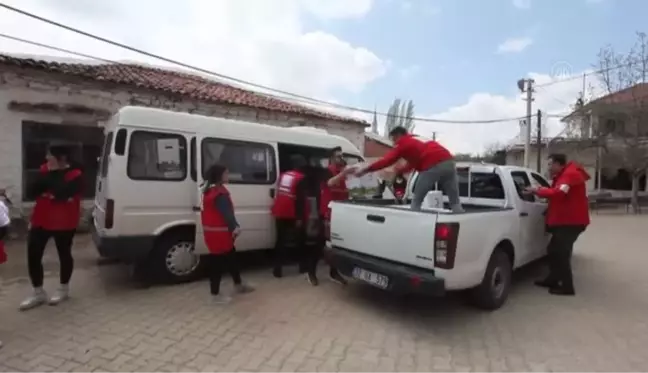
[352,267,389,289]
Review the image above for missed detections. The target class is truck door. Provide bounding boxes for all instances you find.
[510,171,548,263]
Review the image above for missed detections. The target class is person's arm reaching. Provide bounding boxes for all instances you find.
[214,194,239,233]
[531,174,576,200]
[365,146,403,173]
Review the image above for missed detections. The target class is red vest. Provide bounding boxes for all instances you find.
[31,164,83,231]
[201,185,234,255]
[327,164,349,201]
[271,170,305,219]
[320,182,332,220]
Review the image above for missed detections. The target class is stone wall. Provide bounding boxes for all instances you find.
[0,66,365,234]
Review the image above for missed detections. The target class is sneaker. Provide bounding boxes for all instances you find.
[329,270,348,286]
[19,289,48,311]
[234,283,255,294]
[212,294,232,304]
[306,272,319,286]
[49,285,70,306]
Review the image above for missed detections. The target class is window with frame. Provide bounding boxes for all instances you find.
[22,121,103,201]
[202,138,276,184]
[127,131,187,181]
[530,173,551,188]
[510,171,536,202]
[418,170,505,199]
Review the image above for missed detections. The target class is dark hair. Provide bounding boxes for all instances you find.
[205,163,228,185]
[548,153,567,166]
[388,126,408,137]
[290,154,307,170]
[330,146,342,156]
[48,144,71,161]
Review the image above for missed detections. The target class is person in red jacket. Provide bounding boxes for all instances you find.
[202,163,254,304]
[356,126,464,212]
[271,154,309,279]
[20,145,83,311]
[524,154,590,296]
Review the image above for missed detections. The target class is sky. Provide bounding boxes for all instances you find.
[0,0,645,154]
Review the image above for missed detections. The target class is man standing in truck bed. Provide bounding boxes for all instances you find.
[356,126,463,213]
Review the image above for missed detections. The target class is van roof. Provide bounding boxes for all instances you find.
[113,106,362,156]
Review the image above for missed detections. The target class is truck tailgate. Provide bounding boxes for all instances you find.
[329,202,438,269]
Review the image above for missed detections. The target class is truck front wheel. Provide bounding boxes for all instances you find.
[470,249,512,310]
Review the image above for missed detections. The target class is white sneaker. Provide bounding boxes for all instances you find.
[19,289,48,311]
[212,294,232,304]
[49,285,70,306]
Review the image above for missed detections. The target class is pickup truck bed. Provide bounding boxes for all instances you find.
[342,198,510,213]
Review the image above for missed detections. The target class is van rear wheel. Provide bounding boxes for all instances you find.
[470,249,512,310]
[151,231,204,284]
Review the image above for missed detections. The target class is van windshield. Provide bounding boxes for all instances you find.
[100,131,113,178]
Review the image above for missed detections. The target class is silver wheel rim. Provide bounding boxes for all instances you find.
[491,267,506,300]
[166,242,200,276]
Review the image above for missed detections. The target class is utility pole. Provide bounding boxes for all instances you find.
[536,109,542,172]
[517,79,535,168]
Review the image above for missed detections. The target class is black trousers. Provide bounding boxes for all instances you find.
[303,219,341,277]
[27,228,75,288]
[545,225,585,290]
[274,219,307,272]
[208,248,242,295]
[0,226,7,241]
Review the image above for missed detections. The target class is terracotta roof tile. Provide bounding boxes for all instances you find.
[0,54,368,126]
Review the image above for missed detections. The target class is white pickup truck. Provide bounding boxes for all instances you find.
[325,163,553,310]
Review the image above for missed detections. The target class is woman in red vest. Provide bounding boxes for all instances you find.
[202,164,254,304]
[20,145,83,311]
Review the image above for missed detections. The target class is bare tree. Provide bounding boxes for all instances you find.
[384,98,416,134]
[592,32,648,212]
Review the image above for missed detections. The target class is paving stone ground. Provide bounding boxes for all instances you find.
[1,212,648,372]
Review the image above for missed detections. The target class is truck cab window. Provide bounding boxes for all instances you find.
[510,171,535,202]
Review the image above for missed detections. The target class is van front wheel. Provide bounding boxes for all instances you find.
[151,231,204,284]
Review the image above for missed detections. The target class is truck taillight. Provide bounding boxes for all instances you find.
[105,199,114,229]
[434,223,459,269]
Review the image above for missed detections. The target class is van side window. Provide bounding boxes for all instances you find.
[114,128,127,155]
[190,137,197,182]
[510,171,535,202]
[100,131,113,178]
[202,138,276,184]
[127,131,187,181]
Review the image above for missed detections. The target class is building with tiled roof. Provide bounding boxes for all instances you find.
[0,54,368,223]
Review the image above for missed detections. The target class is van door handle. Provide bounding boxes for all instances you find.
[519,212,529,217]
[192,206,201,212]
[366,214,385,223]
[269,188,275,198]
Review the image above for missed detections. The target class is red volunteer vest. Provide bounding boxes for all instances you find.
[31,164,83,231]
[271,170,305,219]
[327,164,349,201]
[201,185,234,255]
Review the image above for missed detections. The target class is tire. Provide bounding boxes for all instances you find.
[149,230,205,284]
[470,249,512,310]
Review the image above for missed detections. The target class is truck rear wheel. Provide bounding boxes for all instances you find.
[470,249,512,310]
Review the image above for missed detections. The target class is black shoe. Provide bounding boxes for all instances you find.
[548,287,575,296]
[306,272,319,286]
[534,279,558,288]
[329,270,348,286]
[273,267,283,278]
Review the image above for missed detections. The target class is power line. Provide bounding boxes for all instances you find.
[0,3,532,125]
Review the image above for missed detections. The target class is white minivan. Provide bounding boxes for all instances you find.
[92,106,364,283]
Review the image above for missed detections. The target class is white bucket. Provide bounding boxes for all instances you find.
[423,190,443,209]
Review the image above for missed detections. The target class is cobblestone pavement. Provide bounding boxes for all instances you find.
[1,213,648,372]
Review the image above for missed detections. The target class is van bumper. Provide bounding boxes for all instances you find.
[325,245,446,296]
[91,225,155,263]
